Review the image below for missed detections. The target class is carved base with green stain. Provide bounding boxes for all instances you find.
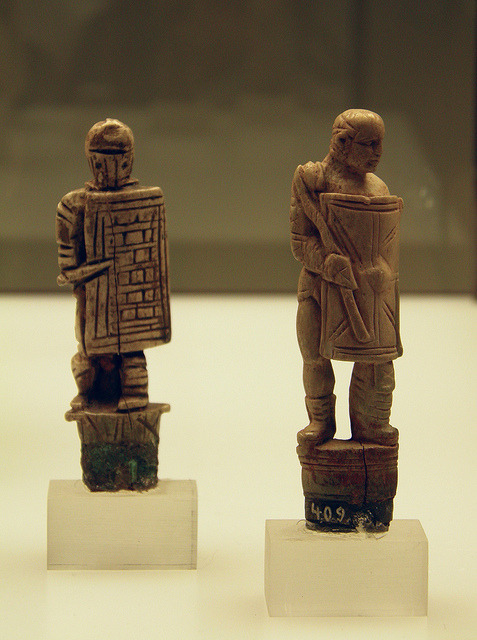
[81,442,159,491]
[66,402,170,492]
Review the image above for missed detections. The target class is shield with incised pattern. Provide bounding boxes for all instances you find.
[317,193,403,362]
[83,185,171,355]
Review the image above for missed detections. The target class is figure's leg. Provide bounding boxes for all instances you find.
[71,351,97,409]
[296,297,336,444]
[349,360,398,445]
[73,285,87,355]
[69,284,98,409]
[118,351,149,411]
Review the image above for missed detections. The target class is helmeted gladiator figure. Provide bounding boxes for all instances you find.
[56,119,170,414]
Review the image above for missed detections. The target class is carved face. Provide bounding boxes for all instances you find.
[345,135,383,175]
[88,151,133,189]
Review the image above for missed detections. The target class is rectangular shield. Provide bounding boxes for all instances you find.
[318,193,403,363]
[83,186,171,355]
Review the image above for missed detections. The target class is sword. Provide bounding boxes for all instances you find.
[57,260,113,286]
[337,287,372,343]
[309,190,372,344]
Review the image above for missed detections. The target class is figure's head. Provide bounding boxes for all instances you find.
[85,119,134,189]
[329,109,384,175]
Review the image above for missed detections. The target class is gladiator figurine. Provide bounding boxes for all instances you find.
[56,119,170,413]
[291,108,402,447]
[291,110,402,530]
[56,119,170,490]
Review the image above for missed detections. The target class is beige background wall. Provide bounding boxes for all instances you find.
[0,1,474,292]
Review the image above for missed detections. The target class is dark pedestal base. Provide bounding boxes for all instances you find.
[304,497,394,533]
[66,402,170,492]
[297,439,398,533]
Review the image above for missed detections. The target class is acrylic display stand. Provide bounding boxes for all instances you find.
[47,479,197,569]
[265,519,428,617]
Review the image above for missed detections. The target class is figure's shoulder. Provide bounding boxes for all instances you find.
[58,188,86,213]
[293,161,326,192]
[366,173,390,196]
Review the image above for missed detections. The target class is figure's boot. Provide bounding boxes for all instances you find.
[350,414,399,446]
[70,352,96,410]
[349,362,399,446]
[297,394,336,445]
[118,351,149,411]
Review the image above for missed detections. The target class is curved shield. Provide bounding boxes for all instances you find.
[318,193,403,362]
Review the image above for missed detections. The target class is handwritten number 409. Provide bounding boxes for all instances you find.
[311,504,346,523]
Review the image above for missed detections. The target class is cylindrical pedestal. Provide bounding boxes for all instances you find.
[297,439,398,532]
[66,402,170,491]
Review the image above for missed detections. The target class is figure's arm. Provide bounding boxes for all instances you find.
[290,162,356,289]
[290,161,327,274]
[55,190,86,285]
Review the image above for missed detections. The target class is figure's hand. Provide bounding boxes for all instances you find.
[57,272,69,286]
[364,257,394,294]
[322,254,357,290]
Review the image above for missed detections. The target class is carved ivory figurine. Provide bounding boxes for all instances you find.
[56,119,171,491]
[291,109,402,531]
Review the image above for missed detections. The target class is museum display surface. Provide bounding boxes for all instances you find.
[265,110,428,616]
[3,293,473,636]
[48,119,197,569]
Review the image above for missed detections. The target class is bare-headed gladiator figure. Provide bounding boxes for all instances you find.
[290,109,402,447]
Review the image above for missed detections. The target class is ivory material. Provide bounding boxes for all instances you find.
[265,519,428,617]
[56,119,172,491]
[290,109,403,531]
[47,479,197,569]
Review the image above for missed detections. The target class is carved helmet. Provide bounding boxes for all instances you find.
[85,119,135,189]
